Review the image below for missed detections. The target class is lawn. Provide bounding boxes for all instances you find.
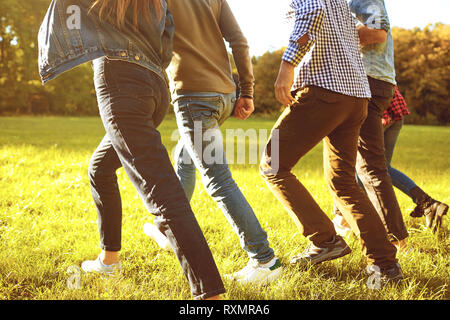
[0,116,448,300]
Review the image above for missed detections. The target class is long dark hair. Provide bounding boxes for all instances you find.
[90,0,162,29]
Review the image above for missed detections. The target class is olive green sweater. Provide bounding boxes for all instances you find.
[166,0,254,98]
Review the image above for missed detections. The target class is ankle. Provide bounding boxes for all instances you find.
[410,187,428,204]
[100,251,120,265]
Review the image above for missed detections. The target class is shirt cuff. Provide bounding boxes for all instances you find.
[282,38,311,67]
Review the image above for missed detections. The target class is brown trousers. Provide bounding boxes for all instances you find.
[260,86,397,268]
[354,77,409,241]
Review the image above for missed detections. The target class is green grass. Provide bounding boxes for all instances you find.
[0,116,448,300]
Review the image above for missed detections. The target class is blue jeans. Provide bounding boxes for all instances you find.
[355,119,417,201]
[173,90,275,264]
[383,119,417,201]
[89,58,224,299]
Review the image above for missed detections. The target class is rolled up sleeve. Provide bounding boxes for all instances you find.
[282,0,324,67]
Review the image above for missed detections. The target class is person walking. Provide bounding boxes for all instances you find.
[144,0,282,285]
[333,0,409,251]
[260,0,402,286]
[38,0,225,300]
[334,87,448,235]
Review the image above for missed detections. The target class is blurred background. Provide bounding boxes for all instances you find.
[0,0,449,124]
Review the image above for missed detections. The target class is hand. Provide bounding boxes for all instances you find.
[274,61,297,107]
[233,97,255,120]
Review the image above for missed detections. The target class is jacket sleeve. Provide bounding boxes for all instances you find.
[219,0,255,98]
[282,0,324,67]
[161,7,175,70]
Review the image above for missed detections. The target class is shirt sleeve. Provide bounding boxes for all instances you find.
[282,0,324,67]
[350,0,390,32]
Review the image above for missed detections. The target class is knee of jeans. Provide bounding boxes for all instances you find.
[176,153,196,173]
[202,166,236,196]
[88,159,115,184]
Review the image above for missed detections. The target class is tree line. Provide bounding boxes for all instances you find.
[0,1,449,124]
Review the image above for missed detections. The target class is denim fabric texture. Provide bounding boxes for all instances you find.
[90,58,225,300]
[38,0,174,85]
[172,91,275,264]
[383,119,417,200]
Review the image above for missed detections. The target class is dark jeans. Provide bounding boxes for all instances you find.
[89,57,224,300]
[353,77,408,241]
[383,119,417,199]
[355,119,417,202]
[260,86,397,268]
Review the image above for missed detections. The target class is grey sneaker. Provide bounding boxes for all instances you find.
[366,263,403,290]
[290,235,351,266]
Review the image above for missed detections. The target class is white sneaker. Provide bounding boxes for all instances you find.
[81,256,121,274]
[143,223,172,251]
[332,215,352,238]
[225,257,283,285]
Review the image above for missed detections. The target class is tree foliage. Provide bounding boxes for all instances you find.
[0,0,97,115]
[252,49,284,115]
[392,24,450,124]
[0,1,448,124]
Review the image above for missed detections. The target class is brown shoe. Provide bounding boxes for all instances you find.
[410,196,448,232]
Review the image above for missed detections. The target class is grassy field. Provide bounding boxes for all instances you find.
[0,116,448,300]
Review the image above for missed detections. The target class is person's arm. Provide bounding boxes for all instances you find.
[352,0,390,46]
[275,0,324,106]
[357,24,387,46]
[161,7,175,70]
[219,0,254,100]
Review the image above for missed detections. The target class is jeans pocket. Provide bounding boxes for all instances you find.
[175,95,224,129]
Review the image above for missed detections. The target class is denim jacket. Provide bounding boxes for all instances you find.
[349,0,396,85]
[38,0,174,85]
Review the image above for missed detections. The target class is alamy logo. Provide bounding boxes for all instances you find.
[66,5,81,30]
[170,122,280,173]
[365,4,382,29]
[366,266,382,290]
[66,265,81,290]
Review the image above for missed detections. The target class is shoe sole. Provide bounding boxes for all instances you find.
[291,245,352,266]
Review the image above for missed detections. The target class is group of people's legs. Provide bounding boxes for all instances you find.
[45,0,447,300]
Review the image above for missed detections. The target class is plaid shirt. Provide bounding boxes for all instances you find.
[283,0,371,98]
[383,86,410,126]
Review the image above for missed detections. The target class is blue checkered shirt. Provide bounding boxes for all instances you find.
[283,0,371,98]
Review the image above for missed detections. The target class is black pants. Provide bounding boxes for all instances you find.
[89,57,224,300]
